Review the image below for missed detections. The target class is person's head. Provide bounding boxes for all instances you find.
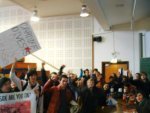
[129,92,136,101]
[93,68,98,74]
[136,92,144,103]
[103,83,109,90]
[84,69,89,76]
[51,72,59,81]
[111,73,117,78]
[109,76,114,82]
[87,78,95,89]
[27,69,37,85]
[123,84,130,93]
[140,72,148,81]
[76,79,83,87]
[59,75,68,89]
[0,77,11,93]
[135,73,141,80]
[122,76,127,82]
[70,73,77,81]
[96,72,103,80]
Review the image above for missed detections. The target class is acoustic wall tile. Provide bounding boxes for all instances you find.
[64,30,72,39]
[0,5,93,74]
[74,49,82,58]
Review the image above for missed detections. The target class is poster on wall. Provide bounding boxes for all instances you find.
[0,91,36,113]
[0,22,41,67]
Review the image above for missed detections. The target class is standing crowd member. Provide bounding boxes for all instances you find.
[10,61,43,113]
[0,77,12,93]
[80,78,106,113]
[43,75,72,113]
[136,91,150,113]
[1,60,150,113]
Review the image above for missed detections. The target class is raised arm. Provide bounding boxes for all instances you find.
[41,62,48,86]
[58,65,65,76]
[43,79,53,93]
[10,61,22,91]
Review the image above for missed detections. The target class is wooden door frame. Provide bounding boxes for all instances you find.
[102,61,129,77]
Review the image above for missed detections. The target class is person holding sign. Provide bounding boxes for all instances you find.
[10,61,43,113]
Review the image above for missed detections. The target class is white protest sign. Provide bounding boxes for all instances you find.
[0,22,41,67]
[0,91,37,113]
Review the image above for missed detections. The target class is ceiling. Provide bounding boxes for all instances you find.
[10,0,82,17]
[86,0,150,30]
[1,0,150,30]
[0,0,15,7]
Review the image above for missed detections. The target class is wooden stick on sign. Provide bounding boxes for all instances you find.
[31,53,59,71]
[24,47,59,71]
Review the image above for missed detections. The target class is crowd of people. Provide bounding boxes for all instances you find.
[0,61,150,113]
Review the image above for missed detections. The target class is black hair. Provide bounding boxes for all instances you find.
[27,69,37,79]
[141,72,148,76]
[60,75,68,80]
[84,69,89,74]
[109,76,114,79]
[136,90,145,97]
[112,73,117,78]
[136,73,141,76]
[93,68,98,72]
[0,77,11,89]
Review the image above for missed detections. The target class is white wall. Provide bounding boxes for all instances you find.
[144,31,150,57]
[93,18,140,74]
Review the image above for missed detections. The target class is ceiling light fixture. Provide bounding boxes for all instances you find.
[30,9,40,22]
[110,32,118,63]
[30,0,40,22]
[80,4,89,17]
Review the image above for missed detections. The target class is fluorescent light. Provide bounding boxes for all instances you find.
[111,58,118,63]
[30,10,40,22]
[80,5,89,17]
[30,16,40,22]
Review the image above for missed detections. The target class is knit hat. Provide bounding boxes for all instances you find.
[0,77,11,88]
[27,69,37,79]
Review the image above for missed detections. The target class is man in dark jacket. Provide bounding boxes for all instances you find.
[80,78,106,113]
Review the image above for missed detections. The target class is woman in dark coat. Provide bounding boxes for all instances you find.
[136,91,150,113]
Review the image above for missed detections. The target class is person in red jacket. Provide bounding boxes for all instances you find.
[43,75,72,113]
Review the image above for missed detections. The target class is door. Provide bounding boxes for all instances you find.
[102,61,129,83]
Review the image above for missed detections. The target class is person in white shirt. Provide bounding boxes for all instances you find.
[10,62,43,113]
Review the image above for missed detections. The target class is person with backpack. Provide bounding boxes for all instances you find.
[10,61,43,113]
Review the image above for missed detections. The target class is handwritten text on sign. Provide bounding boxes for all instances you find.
[0,22,41,67]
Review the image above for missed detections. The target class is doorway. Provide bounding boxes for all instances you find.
[102,61,129,83]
